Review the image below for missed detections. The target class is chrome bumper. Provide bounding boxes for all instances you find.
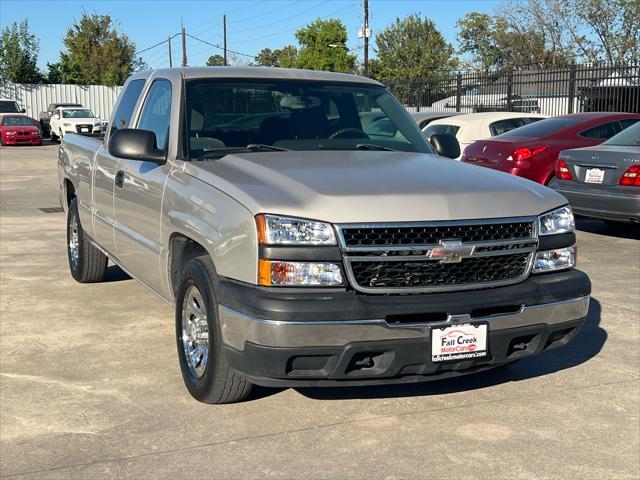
[219,295,590,351]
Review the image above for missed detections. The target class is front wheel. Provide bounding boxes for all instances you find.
[67,198,108,282]
[175,256,252,404]
[50,130,58,142]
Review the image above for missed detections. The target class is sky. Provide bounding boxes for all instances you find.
[0,0,500,71]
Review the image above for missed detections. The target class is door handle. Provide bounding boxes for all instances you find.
[115,170,124,188]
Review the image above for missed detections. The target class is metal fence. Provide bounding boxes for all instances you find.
[0,80,121,121]
[386,64,640,116]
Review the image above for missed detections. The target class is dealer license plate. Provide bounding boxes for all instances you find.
[584,168,605,184]
[81,127,89,133]
[431,323,488,363]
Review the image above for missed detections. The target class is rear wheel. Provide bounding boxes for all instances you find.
[67,198,108,283]
[175,255,252,404]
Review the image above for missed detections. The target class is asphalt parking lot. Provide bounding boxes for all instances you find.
[0,142,638,479]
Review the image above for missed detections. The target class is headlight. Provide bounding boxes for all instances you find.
[538,206,574,236]
[5,131,16,135]
[256,214,336,245]
[94,122,101,127]
[258,260,343,286]
[63,123,71,127]
[533,246,576,273]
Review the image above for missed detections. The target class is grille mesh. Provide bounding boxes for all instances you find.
[341,222,534,247]
[349,253,530,289]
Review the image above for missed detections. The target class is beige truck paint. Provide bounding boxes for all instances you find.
[58,67,567,305]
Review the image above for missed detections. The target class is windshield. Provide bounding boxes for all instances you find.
[604,122,640,146]
[185,79,433,160]
[62,109,94,119]
[499,117,581,138]
[0,101,21,113]
[2,116,35,126]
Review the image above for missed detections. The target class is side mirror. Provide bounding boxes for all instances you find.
[53,114,60,119]
[108,128,165,164]
[429,133,460,159]
[21,108,26,113]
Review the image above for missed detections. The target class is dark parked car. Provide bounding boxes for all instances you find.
[39,102,82,137]
[462,112,640,185]
[0,100,25,114]
[550,123,640,224]
[0,114,42,146]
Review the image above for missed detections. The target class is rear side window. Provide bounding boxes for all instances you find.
[500,117,580,138]
[137,79,172,152]
[423,124,460,137]
[489,118,529,136]
[580,121,623,139]
[109,79,145,137]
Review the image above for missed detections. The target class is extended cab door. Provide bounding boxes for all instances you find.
[92,78,146,256]
[112,76,175,293]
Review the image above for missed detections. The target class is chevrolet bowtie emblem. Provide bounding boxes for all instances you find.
[428,240,475,263]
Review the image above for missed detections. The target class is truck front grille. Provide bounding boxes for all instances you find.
[337,219,537,294]
[341,221,533,247]
[350,253,531,290]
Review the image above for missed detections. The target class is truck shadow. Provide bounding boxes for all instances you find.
[576,217,639,240]
[103,265,131,282]
[266,298,606,402]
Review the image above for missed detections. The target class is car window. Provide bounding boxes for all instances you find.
[604,122,640,146]
[110,79,146,137]
[2,116,35,126]
[61,109,94,119]
[500,117,581,138]
[422,124,460,137]
[184,79,432,159]
[0,101,21,113]
[619,119,639,130]
[489,118,529,136]
[580,121,623,139]
[137,79,172,152]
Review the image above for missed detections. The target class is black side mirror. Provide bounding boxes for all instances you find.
[21,108,26,113]
[108,128,165,164]
[429,133,460,159]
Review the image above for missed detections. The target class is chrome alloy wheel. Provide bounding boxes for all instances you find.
[68,214,79,270]
[181,286,209,378]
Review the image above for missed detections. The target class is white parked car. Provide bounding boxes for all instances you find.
[50,107,102,142]
[422,112,547,159]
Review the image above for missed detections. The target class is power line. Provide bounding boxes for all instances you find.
[135,34,179,55]
[231,0,329,35]
[185,33,254,58]
[233,2,355,45]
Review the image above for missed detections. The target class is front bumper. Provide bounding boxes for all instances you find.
[551,179,640,223]
[219,270,591,387]
[3,134,42,145]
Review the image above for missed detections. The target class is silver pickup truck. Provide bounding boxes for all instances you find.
[58,67,590,403]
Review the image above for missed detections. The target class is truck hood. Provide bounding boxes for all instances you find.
[185,151,567,223]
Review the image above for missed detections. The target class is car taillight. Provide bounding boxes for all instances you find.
[555,159,573,180]
[507,145,548,162]
[619,164,640,186]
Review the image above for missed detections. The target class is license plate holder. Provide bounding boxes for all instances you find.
[431,322,489,363]
[584,168,605,184]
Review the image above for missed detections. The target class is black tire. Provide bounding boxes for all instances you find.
[58,129,63,143]
[175,255,252,404]
[50,131,58,143]
[67,198,108,283]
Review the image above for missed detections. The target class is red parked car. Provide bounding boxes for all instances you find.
[0,114,42,146]
[461,113,640,185]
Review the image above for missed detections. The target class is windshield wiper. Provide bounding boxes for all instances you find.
[245,144,290,152]
[354,143,396,151]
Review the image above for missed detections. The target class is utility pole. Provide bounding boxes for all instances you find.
[363,0,369,76]
[181,26,187,67]
[223,14,227,66]
[168,35,173,67]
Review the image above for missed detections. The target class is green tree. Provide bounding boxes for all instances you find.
[293,19,356,73]
[457,12,568,69]
[0,20,42,83]
[57,12,144,86]
[206,54,225,66]
[254,45,298,68]
[374,14,457,82]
